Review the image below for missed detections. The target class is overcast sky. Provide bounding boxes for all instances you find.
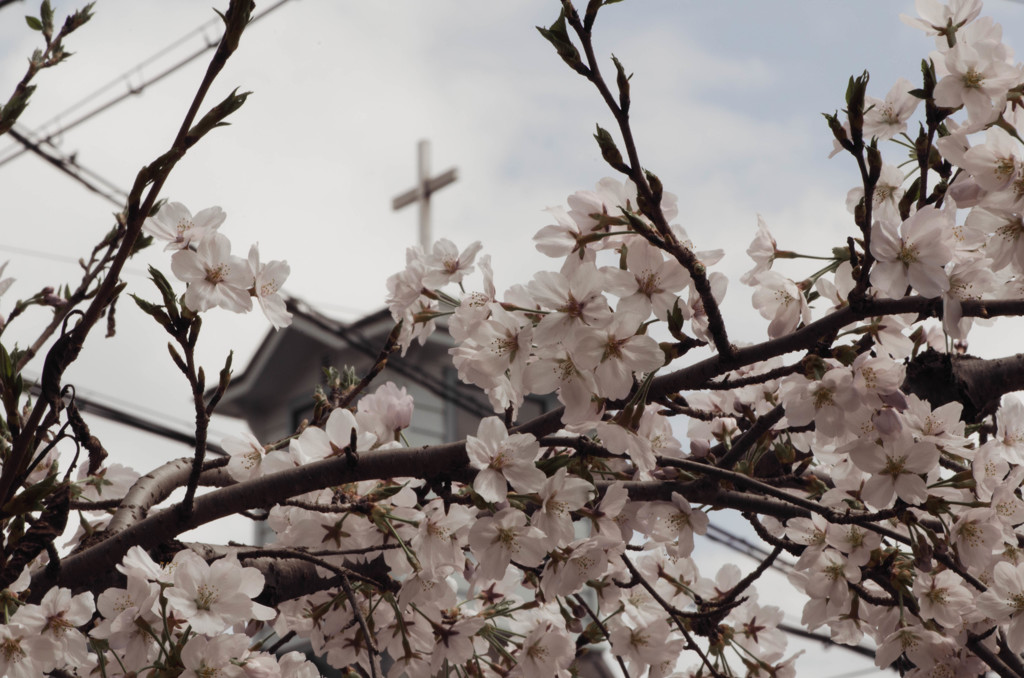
[6,1,1024,674]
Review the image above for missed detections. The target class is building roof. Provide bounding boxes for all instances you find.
[214,296,491,421]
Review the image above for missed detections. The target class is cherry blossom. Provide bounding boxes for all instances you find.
[863,77,920,140]
[847,430,940,508]
[870,206,955,298]
[0,623,53,677]
[933,41,1018,127]
[531,467,595,548]
[540,534,622,598]
[740,215,778,285]
[609,616,681,674]
[291,407,376,464]
[977,561,1024,651]
[847,162,906,222]
[171,231,254,313]
[410,498,474,574]
[603,239,691,319]
[11,587,93,669]
[960,125,1023,193]
[527,261,612,345]
[511,615,574,677]
[422,238,483,288]
[634,492,709,557]
[571,311,664,399]
[248,243,292,329]
[465,417,544,502]
[181,634,250,678]
[468,507,547,580]
[143,201,226,250]
[427,614,486,674]
[751,270,811,339]
[900,0,983,39]
[223,430,268,481]
[913,569,975,628]
[164,550,275,634]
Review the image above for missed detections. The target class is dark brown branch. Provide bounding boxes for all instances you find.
[967,633,1021,678]
[660,457,911,546]
[35,440,474,596]
[103,457,229,537]
[179,320,213,520]
[2,0,253,510]
[706,363,803,390]
[716,545,782,609]
[715,404,785,469]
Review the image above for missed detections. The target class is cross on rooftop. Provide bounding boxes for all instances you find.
[391,139,458,250]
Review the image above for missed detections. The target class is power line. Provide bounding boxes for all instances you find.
[0,0,297,170]
[27,16,222,137]
[25,378,228,457]
[0,243,149,278]
[6,128,126,206]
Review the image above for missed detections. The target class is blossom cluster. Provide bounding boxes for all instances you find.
[0,548,318,677]
[21,1,1024,677]
[215,400,794,678]
[360,1,1024,674]
[144,202,293,329]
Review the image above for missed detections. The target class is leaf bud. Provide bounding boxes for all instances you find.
[845,70,869,147]
[611,54,630,111]
[823,112,854,153]
[594,124,628,172]
[866,141,882,184]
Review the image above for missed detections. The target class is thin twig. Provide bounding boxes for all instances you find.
[237,547,381,678]
[561,5,734,359]
[715,545,782,609]
[266,630,296,655]
[336,322,402,411]
[338,569,382,678]
[620,553,726,678]
[572,593,631,678]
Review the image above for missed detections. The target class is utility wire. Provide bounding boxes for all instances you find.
[25,379,227,456]
[706,522,796,576]
[0,0,296,169]
[0,243,149,278]
[26,16,222,137]
[6,128,126,206]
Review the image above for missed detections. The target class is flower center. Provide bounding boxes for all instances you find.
[812,386,835,409]
[206,264,228,284]
[260,278,278,297]
[882,455,907,478]
[636,270,662,297]
[195,583,219,611]
[0,637,24,663]
[560,293,585,319]
[897,244,919,266]
[962,67,984,89]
